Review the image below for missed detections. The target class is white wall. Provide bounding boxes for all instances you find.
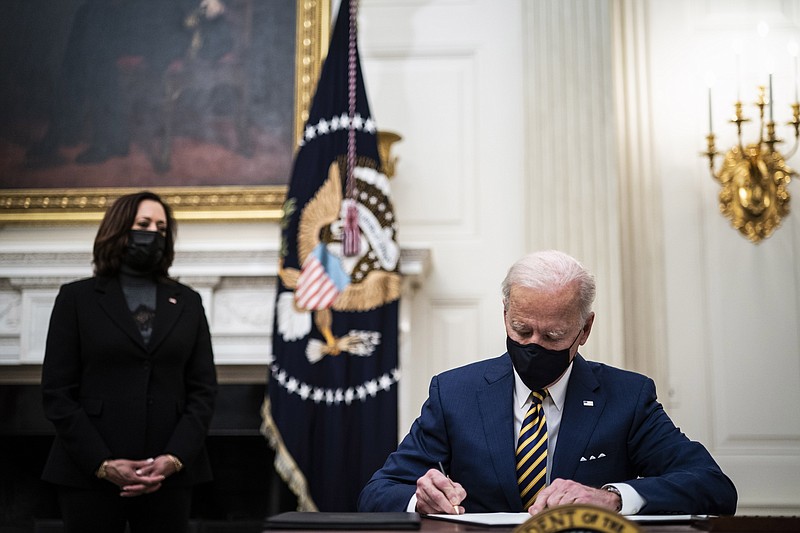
[2,0,799,515]
[643,0,800,515]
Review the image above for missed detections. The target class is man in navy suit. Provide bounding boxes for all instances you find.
[358,250,737,516]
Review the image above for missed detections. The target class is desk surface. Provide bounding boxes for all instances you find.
[263,518,687,532]
[263,515,799,533]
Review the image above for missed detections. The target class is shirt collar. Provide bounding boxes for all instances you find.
[513,361,574,412]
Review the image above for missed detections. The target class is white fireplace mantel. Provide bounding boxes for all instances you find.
[0,244,431,383]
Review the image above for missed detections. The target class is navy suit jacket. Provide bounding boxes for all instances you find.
[358,354,737,514]
[41,275,217,490]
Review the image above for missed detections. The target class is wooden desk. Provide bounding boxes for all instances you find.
[417,517,694,532]
[263,515,800,533]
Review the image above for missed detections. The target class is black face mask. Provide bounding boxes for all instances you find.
[123,230,165,273]
[507,330,582,392]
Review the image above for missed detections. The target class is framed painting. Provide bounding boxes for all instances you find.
[0,0,330,222]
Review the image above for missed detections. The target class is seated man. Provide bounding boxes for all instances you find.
[358,250,737,516]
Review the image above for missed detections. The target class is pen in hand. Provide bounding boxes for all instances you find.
[438,461,460,515]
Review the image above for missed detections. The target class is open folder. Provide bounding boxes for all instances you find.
[263,512,422,530]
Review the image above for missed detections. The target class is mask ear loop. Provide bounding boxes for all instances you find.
[568,328,583,350]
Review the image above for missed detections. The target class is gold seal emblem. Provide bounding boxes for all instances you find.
[513,505,643,533]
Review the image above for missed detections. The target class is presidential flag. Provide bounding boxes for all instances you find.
[261,0,401,512]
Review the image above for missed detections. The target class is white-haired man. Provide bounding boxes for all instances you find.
[359,250,737,516]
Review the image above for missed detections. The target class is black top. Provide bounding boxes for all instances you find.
[120,270,157,346]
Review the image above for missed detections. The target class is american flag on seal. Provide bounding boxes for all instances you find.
[295,244,350,310]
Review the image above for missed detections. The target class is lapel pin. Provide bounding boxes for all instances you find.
[583,400,594,407]
[169,297,177,304]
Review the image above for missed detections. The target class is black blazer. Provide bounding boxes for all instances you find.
[41,275,217,489]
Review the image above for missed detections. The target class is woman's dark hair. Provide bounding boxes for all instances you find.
[93,191,177,277]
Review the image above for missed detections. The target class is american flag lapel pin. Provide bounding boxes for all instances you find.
[583,400,594,407]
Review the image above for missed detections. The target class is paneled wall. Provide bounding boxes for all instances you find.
[358,0,530,431]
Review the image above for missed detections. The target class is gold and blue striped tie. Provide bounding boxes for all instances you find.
[516,390,548,510]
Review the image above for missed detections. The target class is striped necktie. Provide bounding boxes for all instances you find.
[516,390,548,510]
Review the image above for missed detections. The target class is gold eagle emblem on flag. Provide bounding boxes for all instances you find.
[277,159,400,362]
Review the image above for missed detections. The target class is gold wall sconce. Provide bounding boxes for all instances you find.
[702,86,798,243]
[701,28,798,243]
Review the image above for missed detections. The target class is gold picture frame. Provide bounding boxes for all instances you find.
[0,0,330,223]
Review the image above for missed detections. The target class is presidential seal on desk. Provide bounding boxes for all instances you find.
[513,504,642,533]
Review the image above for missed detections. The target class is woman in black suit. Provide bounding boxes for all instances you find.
[41,191,217,533]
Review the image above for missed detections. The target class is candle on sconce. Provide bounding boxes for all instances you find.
[789,40,799,102]
[708,87,713,133]
[733,39,743,101]
[736,54,741,102]
[769,73,774,122]
[705,72,715,134]
[758,21,770,94]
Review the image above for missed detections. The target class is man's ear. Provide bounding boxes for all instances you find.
[579,312,595,345]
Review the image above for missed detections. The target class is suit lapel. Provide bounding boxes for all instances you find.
[476,356,521,511]
[147,280,184,354]
[96,276,148,352]
[552,354,605,480]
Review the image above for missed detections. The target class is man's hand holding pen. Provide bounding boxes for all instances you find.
[415,467,466,515]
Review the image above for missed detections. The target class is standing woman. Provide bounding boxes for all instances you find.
[41,191,217,533]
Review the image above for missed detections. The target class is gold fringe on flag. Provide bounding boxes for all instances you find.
[260,398,318,512]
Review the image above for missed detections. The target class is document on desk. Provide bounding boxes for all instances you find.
[426,513,531,526]
[627,515,713,523]
[427,513,713,526]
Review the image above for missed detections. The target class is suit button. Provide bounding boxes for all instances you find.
[143,362,150,370]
